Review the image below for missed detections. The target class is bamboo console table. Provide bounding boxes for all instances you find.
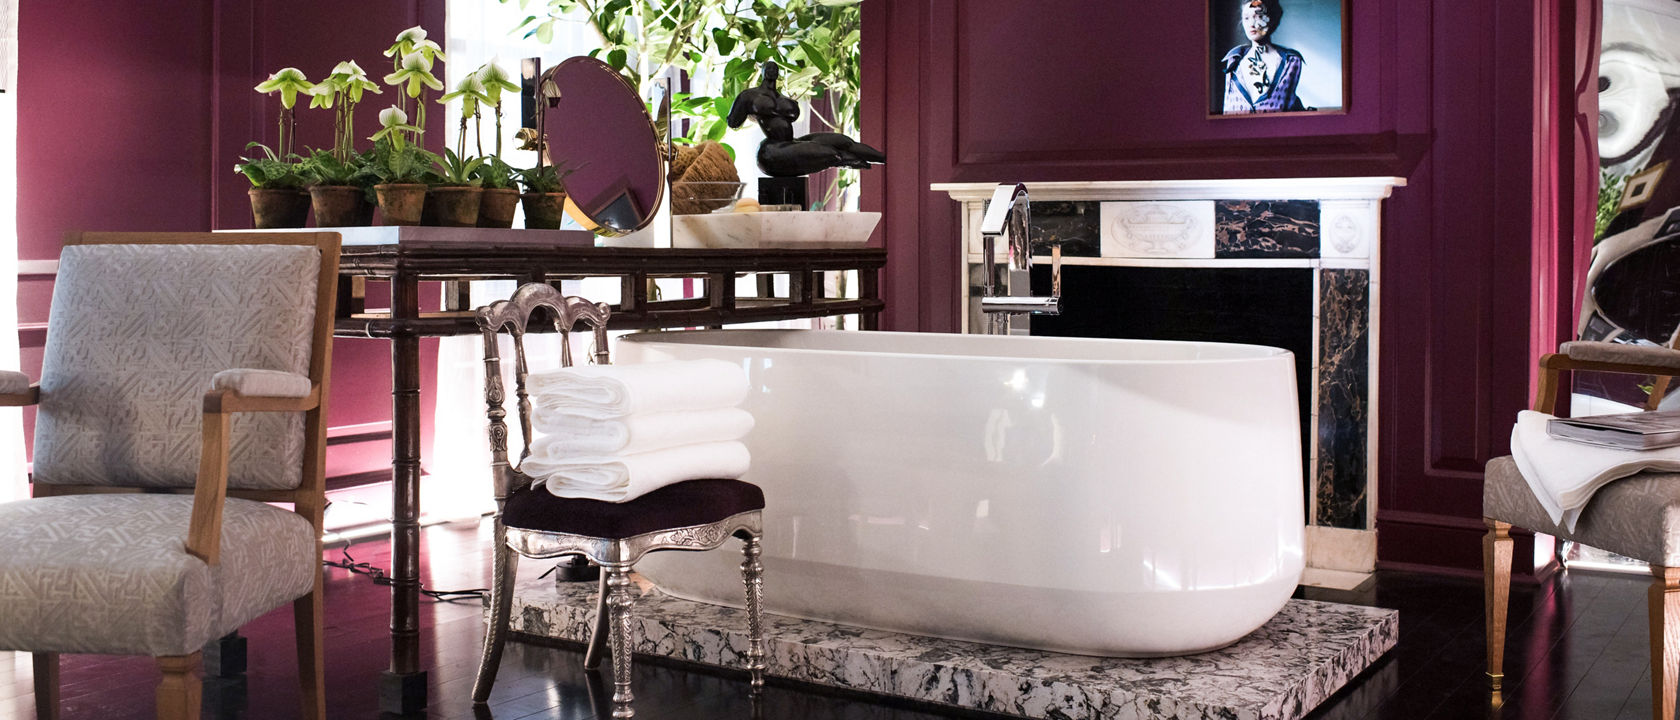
[325,227,884,713]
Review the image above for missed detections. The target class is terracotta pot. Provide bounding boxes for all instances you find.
[309,185,374,227]
[248,188,311,229]
[477,188,520,229]
[375,183,428,226]
[427,186,483,228]
[521,192,568,230]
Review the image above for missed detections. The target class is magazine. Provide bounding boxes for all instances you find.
[1547,409,1680,450]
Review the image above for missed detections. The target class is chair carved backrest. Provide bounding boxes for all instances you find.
[32,234,334,493]
[475,284,610,502]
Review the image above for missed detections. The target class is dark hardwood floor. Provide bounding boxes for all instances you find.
[0,518,1662,720]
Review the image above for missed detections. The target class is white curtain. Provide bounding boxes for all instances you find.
[0,0,26,502]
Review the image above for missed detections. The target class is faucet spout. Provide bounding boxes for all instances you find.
[977,183,1062,335]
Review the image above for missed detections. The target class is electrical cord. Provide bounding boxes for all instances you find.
[322,543,489,604]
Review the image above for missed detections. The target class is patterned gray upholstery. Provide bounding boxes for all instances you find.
[1486,455,1680,566]
[0,494,318,656]
[1560,341,1680,371]
[32,244,320,491]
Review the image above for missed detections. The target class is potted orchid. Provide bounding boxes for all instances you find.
[428,74,493,226]
[470,62,523,228]
[244,67,316,227]
[517,162,575,230]
[365,106,439,225]
[301,61,382,226]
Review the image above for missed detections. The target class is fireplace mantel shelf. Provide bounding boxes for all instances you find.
[932,177,1407,203]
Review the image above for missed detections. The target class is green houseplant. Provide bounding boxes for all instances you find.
[366,107,439,225]
[303,61,382,226]
[428,148,486,227]
[517,162,574,230]
[234,141,311,228]
[473,156,521,228]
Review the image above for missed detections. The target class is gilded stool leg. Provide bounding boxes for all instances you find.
[741,533,767,689]
[156,652,203,720]
[1651,566,1680,720]
[32,652,59,720]
[1484,519,1512,690]
[605,566,637,719]
[472,527,519,704]
[584,571,610,670]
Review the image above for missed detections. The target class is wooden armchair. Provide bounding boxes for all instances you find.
[1485,341,1680,719]
[0,231,340,720]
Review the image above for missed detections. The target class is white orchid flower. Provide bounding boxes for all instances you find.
[379,105,409,127]
[384,52,444,98]
[254,67,314,109]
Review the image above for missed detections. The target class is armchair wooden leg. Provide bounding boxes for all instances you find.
[1652,566,1680,720]
[472,536,519,703]
[1484,519,1512,690]
[294,573,326,720]
[740,533,767,689]
[156,652,203,720]
[32,652,58,720]
[605,566,637,719]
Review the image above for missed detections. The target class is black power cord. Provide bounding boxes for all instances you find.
[322,544,489,604]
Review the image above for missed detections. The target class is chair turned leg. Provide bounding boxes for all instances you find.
[605,566,637,719]
[740,533,767,689]
[156,653,203,720]
[1652,566,1680,720]
[584,571,610,670]
[294,572,326,720]
[1484,519,1512,690]
[472,536,520,704]
[32,652,58,720]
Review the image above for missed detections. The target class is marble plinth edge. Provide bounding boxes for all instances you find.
[507,567,1398,720]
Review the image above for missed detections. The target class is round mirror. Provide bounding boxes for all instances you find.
[541,57,665,237]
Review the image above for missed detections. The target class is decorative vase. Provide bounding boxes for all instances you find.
[248,188,311,229]
[374,183,428,226]
[477,188,520,229]
[309,185,374,227]
[521,192,568,230]
[427,186,483,228]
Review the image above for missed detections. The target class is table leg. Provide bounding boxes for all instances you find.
[380,276,427,714]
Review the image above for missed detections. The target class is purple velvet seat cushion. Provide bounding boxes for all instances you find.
[500,478,764,539]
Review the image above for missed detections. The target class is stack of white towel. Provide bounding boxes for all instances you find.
[1511,410,1680,531]
[521,359,754,502]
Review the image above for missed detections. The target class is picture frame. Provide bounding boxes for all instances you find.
[1208,0,1349,118]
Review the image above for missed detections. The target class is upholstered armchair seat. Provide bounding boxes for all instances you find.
[1485,456,1680,567]
[500,478,764,539]
[0,494,317,657]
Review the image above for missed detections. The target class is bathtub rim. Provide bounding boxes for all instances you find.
[619,328,1294,366]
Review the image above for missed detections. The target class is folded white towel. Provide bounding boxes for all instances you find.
[1511,410,1680,531]
[528,359,748,419]
[531,407,755,456]
[523,440,751,502]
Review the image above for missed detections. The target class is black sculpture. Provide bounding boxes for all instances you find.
[727,61,885,178]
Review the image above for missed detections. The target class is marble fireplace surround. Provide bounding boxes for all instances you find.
[935,178,1406,582]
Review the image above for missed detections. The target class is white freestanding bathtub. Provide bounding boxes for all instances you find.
[620,329,1304,657]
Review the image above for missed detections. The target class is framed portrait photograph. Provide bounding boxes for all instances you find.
[1208,0,1348,117]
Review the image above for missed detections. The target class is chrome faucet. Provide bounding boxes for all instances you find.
[979,183,1062,335]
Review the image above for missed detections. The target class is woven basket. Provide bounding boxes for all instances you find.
[670,142,741,215]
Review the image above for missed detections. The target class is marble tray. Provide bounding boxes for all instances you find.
[671,211,881,249]
[509,566,1397,720]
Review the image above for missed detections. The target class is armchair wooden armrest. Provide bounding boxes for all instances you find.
[186,382,322,565]
[1535,349,1680,415]
[0,370,39,406]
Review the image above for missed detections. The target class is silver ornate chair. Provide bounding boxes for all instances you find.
[0,231,340,720]
[1485,341,1680,720]
[470,283,766,719]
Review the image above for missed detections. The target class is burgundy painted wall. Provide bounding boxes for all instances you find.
[860,0,1564,575]
[17,0,447,485]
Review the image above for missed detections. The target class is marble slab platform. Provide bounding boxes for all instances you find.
[509,568,1397,720]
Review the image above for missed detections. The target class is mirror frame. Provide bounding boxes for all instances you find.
[543,56,668,238]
